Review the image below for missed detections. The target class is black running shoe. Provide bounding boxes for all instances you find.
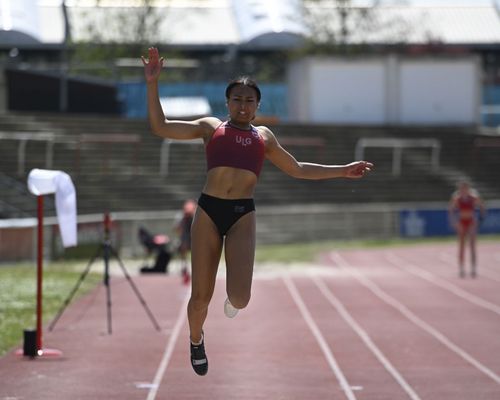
[190,337,208,376]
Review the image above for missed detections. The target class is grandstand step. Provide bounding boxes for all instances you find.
[0,112,497,217]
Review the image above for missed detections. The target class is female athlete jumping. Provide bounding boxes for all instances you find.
[142,47,373,376]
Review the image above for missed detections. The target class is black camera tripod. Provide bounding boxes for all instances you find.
[49,213,161,334]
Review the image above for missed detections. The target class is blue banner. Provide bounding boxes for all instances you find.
[400,208,500,237]
[117,82,288,119]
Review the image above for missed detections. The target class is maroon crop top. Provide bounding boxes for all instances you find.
[457,195,475,212]
[206,121,265,177]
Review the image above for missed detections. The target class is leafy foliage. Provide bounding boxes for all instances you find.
[68,0,164,79]
[299,0,411,55]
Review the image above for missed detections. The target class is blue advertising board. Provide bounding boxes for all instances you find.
[400,208,500,237]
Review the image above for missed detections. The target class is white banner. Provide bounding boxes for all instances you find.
[27,169,77,248]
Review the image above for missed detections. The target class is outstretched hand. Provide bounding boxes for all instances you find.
[141,47,164,83]
[344,161,373,178]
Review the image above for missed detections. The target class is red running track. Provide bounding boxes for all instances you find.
[1,241,499,399]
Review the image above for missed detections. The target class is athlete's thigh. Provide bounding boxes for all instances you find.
[190,207,223,297]
[224,211,256,296]
[458,224,467,242]
[468,226,477,246]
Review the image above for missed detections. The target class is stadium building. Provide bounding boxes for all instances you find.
[1,0,500,260]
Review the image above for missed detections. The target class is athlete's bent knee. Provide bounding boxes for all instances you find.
[228,293,251,310]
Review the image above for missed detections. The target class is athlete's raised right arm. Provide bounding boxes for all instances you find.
[448,193,459,229]
[141,47,220,140]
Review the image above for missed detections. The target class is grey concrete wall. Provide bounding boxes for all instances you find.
[0,202,443,262]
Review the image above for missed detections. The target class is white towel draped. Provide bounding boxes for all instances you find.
[28,169,77,248]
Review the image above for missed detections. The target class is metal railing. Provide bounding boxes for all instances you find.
[0,132,142,176]
[0,131,57,175]
[355,137,441,176]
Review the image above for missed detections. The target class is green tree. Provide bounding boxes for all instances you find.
[300,0,411,54]
[68,0,165,79]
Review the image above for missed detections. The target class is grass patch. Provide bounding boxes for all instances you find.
[254,238,439,263]
[0,261,101,357]
[254,235,500,263]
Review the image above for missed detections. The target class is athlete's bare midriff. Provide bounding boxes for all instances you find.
[202,167,258,199]
[458,209,475,220]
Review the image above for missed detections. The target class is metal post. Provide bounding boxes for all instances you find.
[36,195,44,353]
[160,139,170,177]
[18,139,27,175]
[393,146,402,176]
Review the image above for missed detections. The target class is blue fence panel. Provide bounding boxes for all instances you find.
[118,82,287,119]
[400,208,500,237]
[482,85,500,126]
[480,209,500,234]
[120,82,500,125]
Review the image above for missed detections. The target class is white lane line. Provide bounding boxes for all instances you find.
[439,252,500,283]
[282,275,357,400]
[330,252,500,385]
[385,252,500,316]
[311,274,422,400]
[146,290,190,400]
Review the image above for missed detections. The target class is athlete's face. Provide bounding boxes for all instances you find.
[226,85,259,126]
[458,182,470,195]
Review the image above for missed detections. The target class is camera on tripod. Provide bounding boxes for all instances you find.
[49,213,161,334]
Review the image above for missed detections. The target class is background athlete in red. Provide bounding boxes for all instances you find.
[448,181,486,278]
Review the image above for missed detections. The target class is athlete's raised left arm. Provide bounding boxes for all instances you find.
[260,126,373,180]
[475,193,487,221]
